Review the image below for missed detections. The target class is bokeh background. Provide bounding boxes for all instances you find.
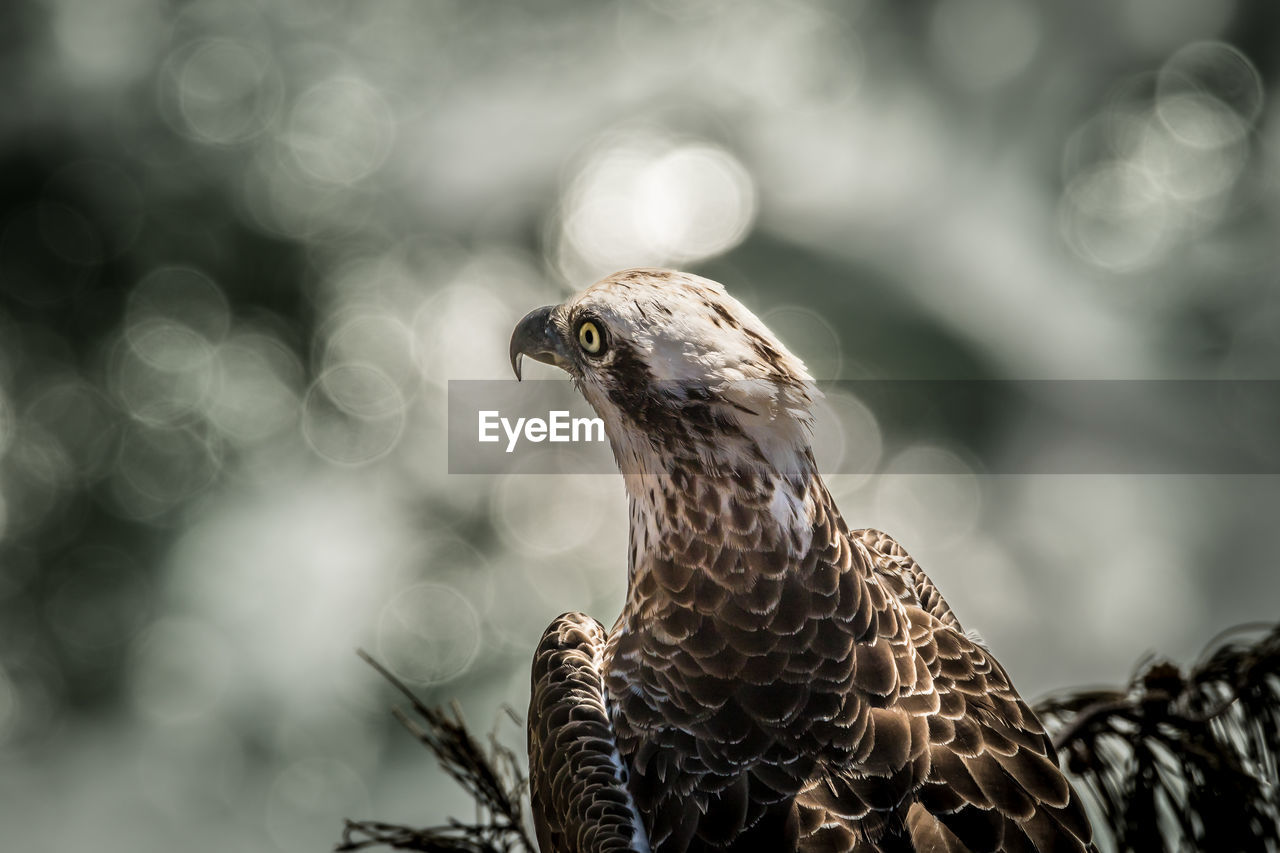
[1,0,1278,850]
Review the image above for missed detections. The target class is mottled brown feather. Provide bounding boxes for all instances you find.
[528,613,646,853]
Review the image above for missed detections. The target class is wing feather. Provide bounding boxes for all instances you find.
[530,536,1092,852]
[810,530,1096,853]
[529,612,648,853]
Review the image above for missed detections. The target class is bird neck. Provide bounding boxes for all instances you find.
[619,452,827,626]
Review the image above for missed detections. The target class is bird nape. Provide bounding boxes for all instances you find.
[340,269,1280,853]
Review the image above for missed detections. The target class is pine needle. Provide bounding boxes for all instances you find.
[1036,622,1280,853]
[337,650,536,853]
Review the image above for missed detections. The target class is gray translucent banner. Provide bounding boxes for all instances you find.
[447,380,1280,475]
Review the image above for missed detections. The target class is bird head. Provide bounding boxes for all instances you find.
[510,269,817,485]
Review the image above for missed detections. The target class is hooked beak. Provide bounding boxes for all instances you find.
[509,305,570,380]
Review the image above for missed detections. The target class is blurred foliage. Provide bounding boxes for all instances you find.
[1,0,1279,850]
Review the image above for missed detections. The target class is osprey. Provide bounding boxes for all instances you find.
[509,269,1094,853]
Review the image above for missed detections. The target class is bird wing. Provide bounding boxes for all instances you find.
[804,530,1096,853]
[853,528,963,631]
[910,614,1095,852]
[528,611,649,853]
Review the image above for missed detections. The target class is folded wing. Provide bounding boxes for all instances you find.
[529,612,650,853]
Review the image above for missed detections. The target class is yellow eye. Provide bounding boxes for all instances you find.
[577,321,603,354]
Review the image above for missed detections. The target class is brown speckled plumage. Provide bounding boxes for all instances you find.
[514,269,1095,853]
